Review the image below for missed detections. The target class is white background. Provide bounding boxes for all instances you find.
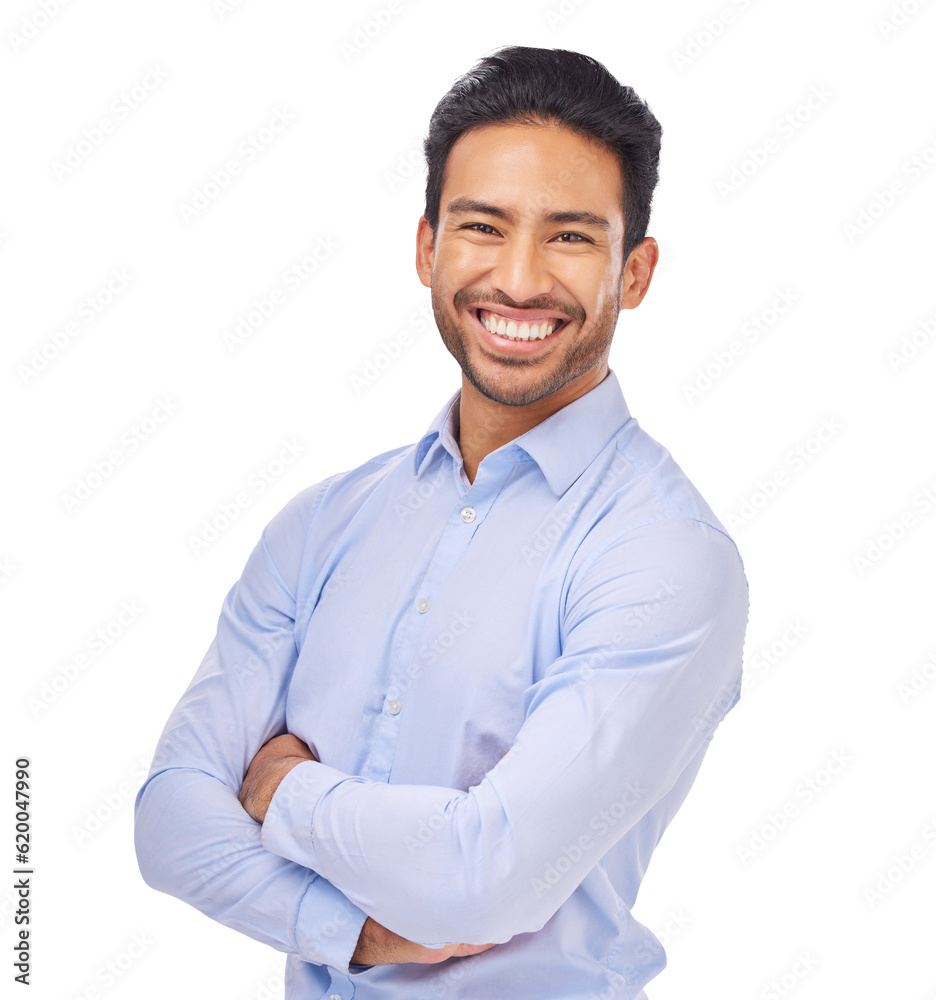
[3,1,935,997]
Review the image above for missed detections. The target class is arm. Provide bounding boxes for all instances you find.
[133,486,368,971]
[239,735,497,964]
[258,517,749,946]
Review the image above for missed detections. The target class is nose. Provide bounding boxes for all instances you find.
[489,233,554,305]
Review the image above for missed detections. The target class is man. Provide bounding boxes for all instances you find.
[135,46,748,999]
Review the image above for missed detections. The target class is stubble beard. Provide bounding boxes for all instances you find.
[431,283,622,408]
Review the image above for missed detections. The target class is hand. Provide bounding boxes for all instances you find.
[351,916,496,966]
[238,733,318,823]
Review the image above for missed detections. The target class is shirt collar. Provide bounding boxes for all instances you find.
[412,369,631,498]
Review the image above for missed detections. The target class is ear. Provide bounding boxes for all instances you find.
[416,216,435,289]
[619,237,659,310]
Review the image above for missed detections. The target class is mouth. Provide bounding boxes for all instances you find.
[471,307,571,351]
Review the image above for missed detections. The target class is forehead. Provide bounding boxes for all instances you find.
[441,122,624,226]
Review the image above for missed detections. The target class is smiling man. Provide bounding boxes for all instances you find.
[135,46,748,999]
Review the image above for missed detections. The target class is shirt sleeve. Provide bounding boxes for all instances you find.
[260,516,749,947]
[133,482,367,972]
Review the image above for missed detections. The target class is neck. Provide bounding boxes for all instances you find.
[456,364,609,484]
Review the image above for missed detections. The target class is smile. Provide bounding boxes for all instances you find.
[476,308,566,342]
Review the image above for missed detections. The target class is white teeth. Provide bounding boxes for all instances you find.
[479,310,559,341]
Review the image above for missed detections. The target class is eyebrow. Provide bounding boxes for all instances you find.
[446,197,611,233]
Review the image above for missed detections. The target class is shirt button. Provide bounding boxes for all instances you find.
[328,995,342,1000]
[416,598,430,614]
[388,699,402,715]
[460,506,476,523]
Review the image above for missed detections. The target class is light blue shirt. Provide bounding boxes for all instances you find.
[135,368,748,1000]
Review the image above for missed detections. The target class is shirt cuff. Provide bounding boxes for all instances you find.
[294,872,367,973]
[261,759,354,871]
[262,760,368,972]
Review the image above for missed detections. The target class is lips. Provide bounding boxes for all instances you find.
[477,308,563,342]
[470,306,568,355]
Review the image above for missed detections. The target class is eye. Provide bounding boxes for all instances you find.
[554,232,592,244]
[461,223,499,235]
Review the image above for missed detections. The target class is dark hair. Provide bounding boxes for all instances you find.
[423,46,662,261]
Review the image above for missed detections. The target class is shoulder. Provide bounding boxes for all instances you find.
[258,441,415,591]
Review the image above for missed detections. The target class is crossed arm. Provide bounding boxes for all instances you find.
[237,733,496,966]
[136,513,746,969]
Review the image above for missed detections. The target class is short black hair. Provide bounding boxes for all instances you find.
[423,46,662,261]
